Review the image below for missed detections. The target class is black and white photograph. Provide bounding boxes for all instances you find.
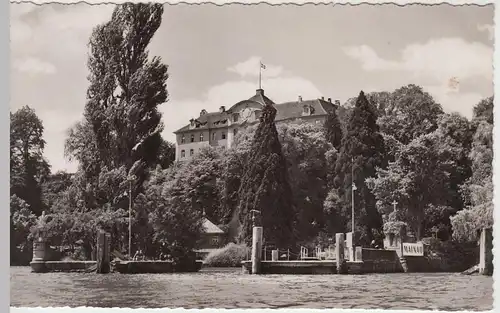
[9,1,494,311]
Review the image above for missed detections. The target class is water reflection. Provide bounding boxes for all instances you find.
[10,267,493,310]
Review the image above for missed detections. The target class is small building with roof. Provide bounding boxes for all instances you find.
[173,89,339,161]
[195,215,226,259]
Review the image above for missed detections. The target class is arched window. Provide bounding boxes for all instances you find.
[181,150,185,158]
[181,135,185,144]
[200,133,204,141]
[191,134,195,143]
[190,149,194,156]
[212,132,216,141]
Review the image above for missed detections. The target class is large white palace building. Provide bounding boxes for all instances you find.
[174,89,339,161]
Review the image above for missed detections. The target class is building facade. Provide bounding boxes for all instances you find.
[174,89,339,161]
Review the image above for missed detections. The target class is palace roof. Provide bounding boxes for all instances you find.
[174,89,337,134]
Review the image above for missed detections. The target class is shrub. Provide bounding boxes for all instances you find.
[203,243,249,267]
[423,237,478,272]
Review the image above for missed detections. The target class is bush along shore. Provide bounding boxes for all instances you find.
[203,243,250,267]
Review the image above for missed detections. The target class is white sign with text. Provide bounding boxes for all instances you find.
[402,242,424,256]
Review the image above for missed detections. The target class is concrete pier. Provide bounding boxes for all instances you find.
[251,226,263,274]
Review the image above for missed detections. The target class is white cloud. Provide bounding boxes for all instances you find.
[343,45,398,71]
[343,38,492,119]
[425,84,483,119]
[343,38,493,84]
[160,57,322,142]
[227,56,284,78]
[13,57,57,76]
[477,24,494,41]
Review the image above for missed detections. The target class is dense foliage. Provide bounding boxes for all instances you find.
[233,104,295,248]
[326,91,386,245]
[9,4,493,263]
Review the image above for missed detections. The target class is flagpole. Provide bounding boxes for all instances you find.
[259,62,262,89]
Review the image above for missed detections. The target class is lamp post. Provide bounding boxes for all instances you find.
[128,174,137,258]
[351,157,357,234]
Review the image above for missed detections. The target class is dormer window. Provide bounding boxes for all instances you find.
[189,119,196,128]
[233,113,240,122]
[181,135,185,144]
[200,133,204,141]
[191,134,195,143]
[303,105,311,116]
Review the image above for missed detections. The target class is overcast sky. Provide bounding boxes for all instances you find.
[10,3,494,173]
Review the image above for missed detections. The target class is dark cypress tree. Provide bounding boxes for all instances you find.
[235,104,295,248]
[323,108,342,151]
[331,91,386,245]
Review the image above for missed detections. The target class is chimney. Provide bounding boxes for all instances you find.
[256,89,264,96]
[219,106,226,113]
[298,95,303,102]
[335,100,340,106]
[328,98,332,103]
[321,96,324,101]
[200,109,207,116]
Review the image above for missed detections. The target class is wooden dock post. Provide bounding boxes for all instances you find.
[335,233,346,274]
[251,226,263,274]
[96,231,111,274]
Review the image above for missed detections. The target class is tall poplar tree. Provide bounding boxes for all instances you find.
[65,3,169,207]
[234,104,295,248]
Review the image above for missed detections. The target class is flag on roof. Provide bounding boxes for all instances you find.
[260,62,266,69]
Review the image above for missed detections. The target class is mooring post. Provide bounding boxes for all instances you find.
[251,226,263,274]
[96,230,111,274]
[271,249,279,261]
[335,233,346,274]
[479,228,493,275]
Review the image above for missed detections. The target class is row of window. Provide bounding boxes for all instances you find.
[180,129,238,144]
[180,146,227,158]
[180,149,195,158]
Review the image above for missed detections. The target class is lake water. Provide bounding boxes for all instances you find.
[10,266,493,310]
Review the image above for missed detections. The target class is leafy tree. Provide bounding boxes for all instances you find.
[367,116,473,241]
[10,195,38,264]
[328,91,386,245]
[278,122,331,243]
[41,171,74,211]
[451,103,493,242]
[234,104,295,248]
[378,84,444,145]
[473,96,493,125]
[142,163,205,265]
[10,106,51,215]
[65,3,169,205]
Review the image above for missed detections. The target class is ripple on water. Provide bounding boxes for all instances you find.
[10,266,493,310]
